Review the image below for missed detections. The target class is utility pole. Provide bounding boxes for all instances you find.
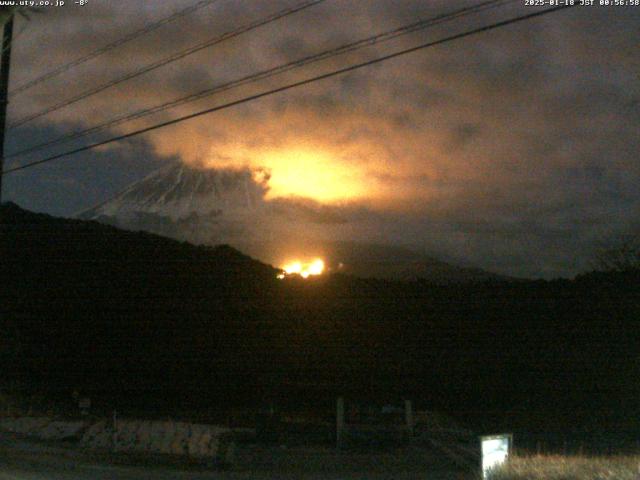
[0,14,14,203]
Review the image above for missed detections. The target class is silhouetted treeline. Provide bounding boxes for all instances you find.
[1,203,638,435]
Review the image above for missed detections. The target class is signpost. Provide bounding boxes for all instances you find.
[336,397,344,449]
[404,400,414,435]
[480,433,512,479]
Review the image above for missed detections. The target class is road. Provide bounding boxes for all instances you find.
[0,433,468,479]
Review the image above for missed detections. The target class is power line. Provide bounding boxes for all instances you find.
[6,0,510,158]
[7,0,326,130]
[3,4,575,176]
[9,0,220,97]
[5,0,514,160]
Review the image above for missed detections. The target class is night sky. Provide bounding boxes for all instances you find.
[3,0,639,278]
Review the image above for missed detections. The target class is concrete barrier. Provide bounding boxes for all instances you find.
[0,416,235,463]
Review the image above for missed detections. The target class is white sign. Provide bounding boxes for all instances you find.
[480,434,512,479]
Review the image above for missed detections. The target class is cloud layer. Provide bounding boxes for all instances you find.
[4,0,639,278]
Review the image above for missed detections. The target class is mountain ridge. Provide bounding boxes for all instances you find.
[78,162,509,284]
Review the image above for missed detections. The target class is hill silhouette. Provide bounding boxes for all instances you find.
[2,203,639,440]
[1,202,280,396]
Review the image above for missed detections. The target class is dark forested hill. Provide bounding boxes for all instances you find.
[2,203,639,435]
[1,202,280,394]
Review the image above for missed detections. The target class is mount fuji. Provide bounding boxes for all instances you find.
[80,162,506,283]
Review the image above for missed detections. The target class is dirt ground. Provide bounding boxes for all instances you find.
[0,432,476,479]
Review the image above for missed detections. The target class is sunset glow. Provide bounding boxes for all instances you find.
[278,258,325,279]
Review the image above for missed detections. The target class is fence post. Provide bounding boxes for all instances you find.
[336,397,344,449]
[404,400,414,436]
[112,409,118,450]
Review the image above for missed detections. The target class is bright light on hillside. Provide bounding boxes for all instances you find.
[278,259,325,279]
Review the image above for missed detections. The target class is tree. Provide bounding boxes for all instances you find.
[592,229,640,273]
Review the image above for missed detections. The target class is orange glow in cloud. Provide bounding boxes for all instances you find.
[258,148,367,202]
[206,142,371,203]
[150,109,432,208]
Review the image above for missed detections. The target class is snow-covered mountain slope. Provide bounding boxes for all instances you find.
[81,163,266,221]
